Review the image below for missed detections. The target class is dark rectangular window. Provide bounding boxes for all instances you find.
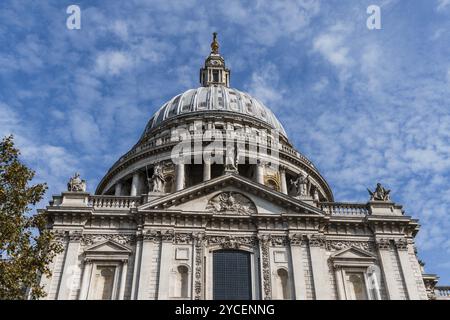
[213,250,252,300]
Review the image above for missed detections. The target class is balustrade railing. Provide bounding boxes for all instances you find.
[435,286,450,298]
[88,196,141,209]
[320,202,369,216]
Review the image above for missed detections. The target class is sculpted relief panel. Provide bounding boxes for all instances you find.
[206,192,257,215]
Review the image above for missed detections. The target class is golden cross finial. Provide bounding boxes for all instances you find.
[211,32,219,54]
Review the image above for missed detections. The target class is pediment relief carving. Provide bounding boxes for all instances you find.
[206,192,257,215]
[330,246,376,260]
[84,239,132,254]
[139,174,324,216]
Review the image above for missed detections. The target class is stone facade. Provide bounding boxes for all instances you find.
[38,34,439,300]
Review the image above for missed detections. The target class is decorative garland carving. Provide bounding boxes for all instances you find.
[325,240,374,252]
[395,238,409,251]
[161,230,174,242]
[68,230,83,242]
[289,233,306,246]
[82,233,136,246]
[174,232,193,244]
[143,230,161,242]
[375,238,391,250]
[194,233,205,300]
[206,235,257,249]
[51,230,67,244]
[270,235,289,247]
[308,234,326,248]
[258,234,272,300]
[206,192,257,215]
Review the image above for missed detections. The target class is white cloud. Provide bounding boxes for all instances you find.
[246,63,285,109]
[95,51,132,76]
[437,0,450,11]
[313,24,353,68]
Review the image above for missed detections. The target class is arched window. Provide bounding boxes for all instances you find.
[266,179,279,191]
[177,265,189,298]
[277,268,290,300]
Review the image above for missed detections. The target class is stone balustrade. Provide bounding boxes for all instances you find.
[320,202,370,216]
[435,286,450,299]
[88,195,141,209]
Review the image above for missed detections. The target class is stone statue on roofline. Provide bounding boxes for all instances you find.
[224,145,239,173]
[148,162,166,193]
[368,183,391,201]
[290,172,311,197]
[67,172,86,192]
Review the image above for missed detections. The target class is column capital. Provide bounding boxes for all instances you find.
[308,234,326,248]
[68,230,83,242]
[375,238,391,250]
[395,238,409,251]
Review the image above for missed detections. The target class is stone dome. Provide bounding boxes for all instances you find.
[94,33,334,202]
[144,86,287,137]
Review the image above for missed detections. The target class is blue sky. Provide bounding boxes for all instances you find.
[1,1,449,283]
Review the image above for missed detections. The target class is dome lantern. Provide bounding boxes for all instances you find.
[200,32,230,87]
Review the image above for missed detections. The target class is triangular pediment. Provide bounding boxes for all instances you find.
[84,239,132,254]
[331,246,376,260]
[138,173,324,216]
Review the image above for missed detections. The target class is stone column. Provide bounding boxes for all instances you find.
[158,233,173,300]
[130,172,141,196]
[203,161,211,181]
[256,162,264,185]
[57,230,82,300]
[280,168,288,195]
[395,239,425,300]
[137,232,159,300]
[308,235,332,300]
[114,182,123,196]
[79,260,93,300]
[334,266,345,300]
[130,234,143,300]
[157,232,174,299]
[176,164,185,191]
[289,234,307,300]
[375,238,402,300]
[118,260,128,300]
[258,235,272,299]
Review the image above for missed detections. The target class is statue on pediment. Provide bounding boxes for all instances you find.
[368,183,391,201]
[290,172,310,197]
[67,172,86,192]
[224,146,239,173]
[148,162,166,193]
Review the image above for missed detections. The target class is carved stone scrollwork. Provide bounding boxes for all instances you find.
[143,230,161,242]
[289,233,306,246]
[325,240,374,252]
[161,230,174,242]
[258,234,272,300]
[206,235,257,249]
[52,230,67,244]
[193,233,205,300]
[206,192,257,215]
[174,232,193,244]
[308,234,326,248]
[395,238,409,251]
[270,235,289,247]
[375,238,391,250]
[69,230,83,242]
[82,233,136,246]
